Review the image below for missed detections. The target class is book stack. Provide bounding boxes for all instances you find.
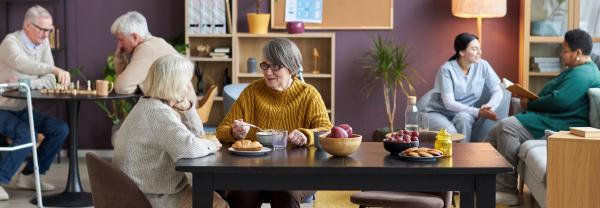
[569,127,600,138]
[210,46,231,59]
[530,57,562,73]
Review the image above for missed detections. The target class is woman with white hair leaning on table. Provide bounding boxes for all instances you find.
[112,54,229,208]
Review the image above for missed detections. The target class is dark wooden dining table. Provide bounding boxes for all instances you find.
[2,90,139,207]
[176,142,512,208]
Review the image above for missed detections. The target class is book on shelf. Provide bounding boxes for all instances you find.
[569,127,600,137]
[502,78,539,100]
[530,57,560,63]
[214,47,231,53]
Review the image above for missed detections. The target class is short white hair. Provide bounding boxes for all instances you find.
[23,5,52,27]
[110,11,151,39]
[142,54,194,101]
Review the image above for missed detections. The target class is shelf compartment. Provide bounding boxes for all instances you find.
[189,57,233,62]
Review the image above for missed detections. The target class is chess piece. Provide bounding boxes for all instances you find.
[76,80,80,90]
[312,48,320,74]
[87,80,91,91]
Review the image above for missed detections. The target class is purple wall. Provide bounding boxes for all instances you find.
[239,0,520,139]
[2,0,519,148]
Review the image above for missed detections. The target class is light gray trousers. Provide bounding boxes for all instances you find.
[484,116,535,193]
[428,112,476,142]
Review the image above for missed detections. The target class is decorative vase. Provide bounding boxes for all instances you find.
[247,58,257,73]
[286,21,305,34]
[247,13,270,34]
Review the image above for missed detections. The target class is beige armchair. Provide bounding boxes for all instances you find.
[196,85,218,123]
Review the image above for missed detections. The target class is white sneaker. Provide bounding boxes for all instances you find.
[0,186,8,200]
[496,191,519,206]
[10,173,55,191]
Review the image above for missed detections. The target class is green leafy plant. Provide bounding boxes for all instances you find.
[363,36,422,132]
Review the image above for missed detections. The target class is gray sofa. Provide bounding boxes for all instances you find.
[516,88,600,207]
[416,87,512,142]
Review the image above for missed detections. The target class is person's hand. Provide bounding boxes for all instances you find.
[232,119,251,140]
[172,99,192,111]
[478,105,498,121]
[520,97,529,110]
[114,42,124,57]
[52,67,70,86]
[8,76,17,83]
[206,137,222,149]
[288,130,307,146]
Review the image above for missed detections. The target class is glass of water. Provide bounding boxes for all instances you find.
[418,112,429,132]
[272,130,288,149]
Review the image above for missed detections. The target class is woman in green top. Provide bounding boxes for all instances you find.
[486,29,600,205]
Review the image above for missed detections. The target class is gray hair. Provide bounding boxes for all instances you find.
[142,54,194,101]
[110,11,151,39]
[262,38,303,75]
[23,5,52,26]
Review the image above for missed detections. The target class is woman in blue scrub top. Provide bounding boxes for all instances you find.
[425,33,504,142]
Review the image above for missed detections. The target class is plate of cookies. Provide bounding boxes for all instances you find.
[229,140,272,156]
[397,147,444,162]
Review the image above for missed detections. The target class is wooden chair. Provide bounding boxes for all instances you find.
[197,85,218,123]
[85,153,152,208]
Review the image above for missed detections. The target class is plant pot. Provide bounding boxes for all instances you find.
[247,13,270,34]
[372,127,402,142]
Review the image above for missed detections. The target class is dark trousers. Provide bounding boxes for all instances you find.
[0,109,68,184]
[225,190,315,208]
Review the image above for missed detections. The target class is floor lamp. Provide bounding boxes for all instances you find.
[452,0,507,46]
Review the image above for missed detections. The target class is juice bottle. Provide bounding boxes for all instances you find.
[434,128,452,157]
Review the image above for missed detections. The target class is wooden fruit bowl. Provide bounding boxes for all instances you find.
[318,134,362,157]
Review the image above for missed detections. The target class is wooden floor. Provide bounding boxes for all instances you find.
[0,155,541,208]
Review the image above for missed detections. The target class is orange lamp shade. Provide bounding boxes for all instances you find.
[452,0,507,18]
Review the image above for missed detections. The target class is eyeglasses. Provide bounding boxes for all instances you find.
[30,23,54,34]
[259,62,286,72]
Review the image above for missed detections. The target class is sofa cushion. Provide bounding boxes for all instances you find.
[589,88,600,128]
[519,140,547,183]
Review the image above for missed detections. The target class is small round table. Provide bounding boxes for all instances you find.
[2,90,140,207]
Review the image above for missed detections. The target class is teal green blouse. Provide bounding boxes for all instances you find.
[516,61,600,138]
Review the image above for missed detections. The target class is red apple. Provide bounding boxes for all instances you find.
[337,124,353,136]
[330,126,349,138]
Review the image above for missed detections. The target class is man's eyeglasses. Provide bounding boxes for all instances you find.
[259,62,285,72]
[30,23,54,34]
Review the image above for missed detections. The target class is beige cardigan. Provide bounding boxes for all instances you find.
[114,36,197,103]
[0,31,56,111]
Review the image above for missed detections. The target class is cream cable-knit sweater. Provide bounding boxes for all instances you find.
[113,97,220,207]
[0,31,56,111]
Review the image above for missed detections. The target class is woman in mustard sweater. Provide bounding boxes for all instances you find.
[217,38,332,208]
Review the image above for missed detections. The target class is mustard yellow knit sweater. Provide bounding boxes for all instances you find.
[217,79,332,145]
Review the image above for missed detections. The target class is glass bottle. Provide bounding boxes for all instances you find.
[404,96,419,131]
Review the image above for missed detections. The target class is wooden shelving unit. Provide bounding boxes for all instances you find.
[185,0,336,125]
[519,0,600,93]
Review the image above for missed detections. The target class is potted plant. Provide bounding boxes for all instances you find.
[363,36,421,141]
[247,0,270,34]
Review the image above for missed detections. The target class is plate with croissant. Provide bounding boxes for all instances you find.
[397,147,444,162]
[229,140,272,156]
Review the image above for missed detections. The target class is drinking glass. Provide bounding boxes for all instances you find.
[272,130,288,149]
[418,112,429,132]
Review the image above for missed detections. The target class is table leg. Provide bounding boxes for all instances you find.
[193,173,213,208]
[31,100,92,207]
[476,175,495,208]
[460,191,474,208]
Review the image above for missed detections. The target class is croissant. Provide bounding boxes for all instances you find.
[232,140,263,151]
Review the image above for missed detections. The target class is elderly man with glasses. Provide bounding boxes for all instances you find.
[0,5,70,200]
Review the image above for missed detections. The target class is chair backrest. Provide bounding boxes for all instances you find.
[588,88,600,128]
[85,153,152,208]
[197,85,218,123]
[223,83,250,115]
